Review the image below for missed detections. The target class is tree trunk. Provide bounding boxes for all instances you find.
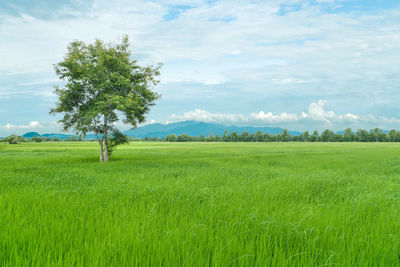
[104,137,109,162]
[103,116,109,162]
[99,139,104,162]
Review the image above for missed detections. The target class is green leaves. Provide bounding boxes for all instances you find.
[106,130,129,156]
[5,134,24,144]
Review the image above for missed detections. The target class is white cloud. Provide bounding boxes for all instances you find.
[2,100,400,136]
[4,121,42,130]
[168,109,247,124]
[250,111,299,123]
[162,71,227,85]
[167,100,400,131]
[1,1,399,83]
[17,78,60,87]
[0,121,64,136]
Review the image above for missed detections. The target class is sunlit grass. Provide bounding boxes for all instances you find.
[1,142,400,266]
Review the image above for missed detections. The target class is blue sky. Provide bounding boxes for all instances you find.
[0,0,399,135]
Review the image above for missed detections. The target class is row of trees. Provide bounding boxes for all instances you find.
[160,128,400,142]
[3,128,400,144]
[0,135,88,144]
[1,135,136,144]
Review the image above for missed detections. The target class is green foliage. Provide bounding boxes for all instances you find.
[357,129,368,142]
[176,134,190,142]
[343,128,354,142]
[106,130,129,156]
[198,134,205,142]
[281,129,291,142]
[166,134,177,142]
[320,129,335,142]
[32,136,43,143]
[5,134,24,144]
[142,128,400,143]
[1,142,400,266]
[50,35,161,160]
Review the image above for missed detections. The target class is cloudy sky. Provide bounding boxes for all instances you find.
[0,0,399,135]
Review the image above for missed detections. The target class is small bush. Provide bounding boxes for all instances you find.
[32,136,43,143]
[7,134,24,144]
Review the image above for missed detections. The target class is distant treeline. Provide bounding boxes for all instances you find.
[0,135,88,144]
[151,128,400,142]
[2,128,400,144]
[147,128,400,142]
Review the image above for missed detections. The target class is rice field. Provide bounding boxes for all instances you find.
[1,142,400,266]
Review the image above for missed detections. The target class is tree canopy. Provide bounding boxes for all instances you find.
[50,36,161,161]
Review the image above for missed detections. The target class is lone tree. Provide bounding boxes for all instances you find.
[51,36,161,161]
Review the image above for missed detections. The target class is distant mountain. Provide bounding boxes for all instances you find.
[21,132,95,140]
[22,132,41,138]
[21,132,74,140]
[15,124,397,141]
[124,121,302,138]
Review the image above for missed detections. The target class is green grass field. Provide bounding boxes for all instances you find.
[1,142,400,266]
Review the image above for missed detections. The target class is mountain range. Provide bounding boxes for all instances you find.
[21,132,98,140]
[16,121,301,140]
[124,121,301,138]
